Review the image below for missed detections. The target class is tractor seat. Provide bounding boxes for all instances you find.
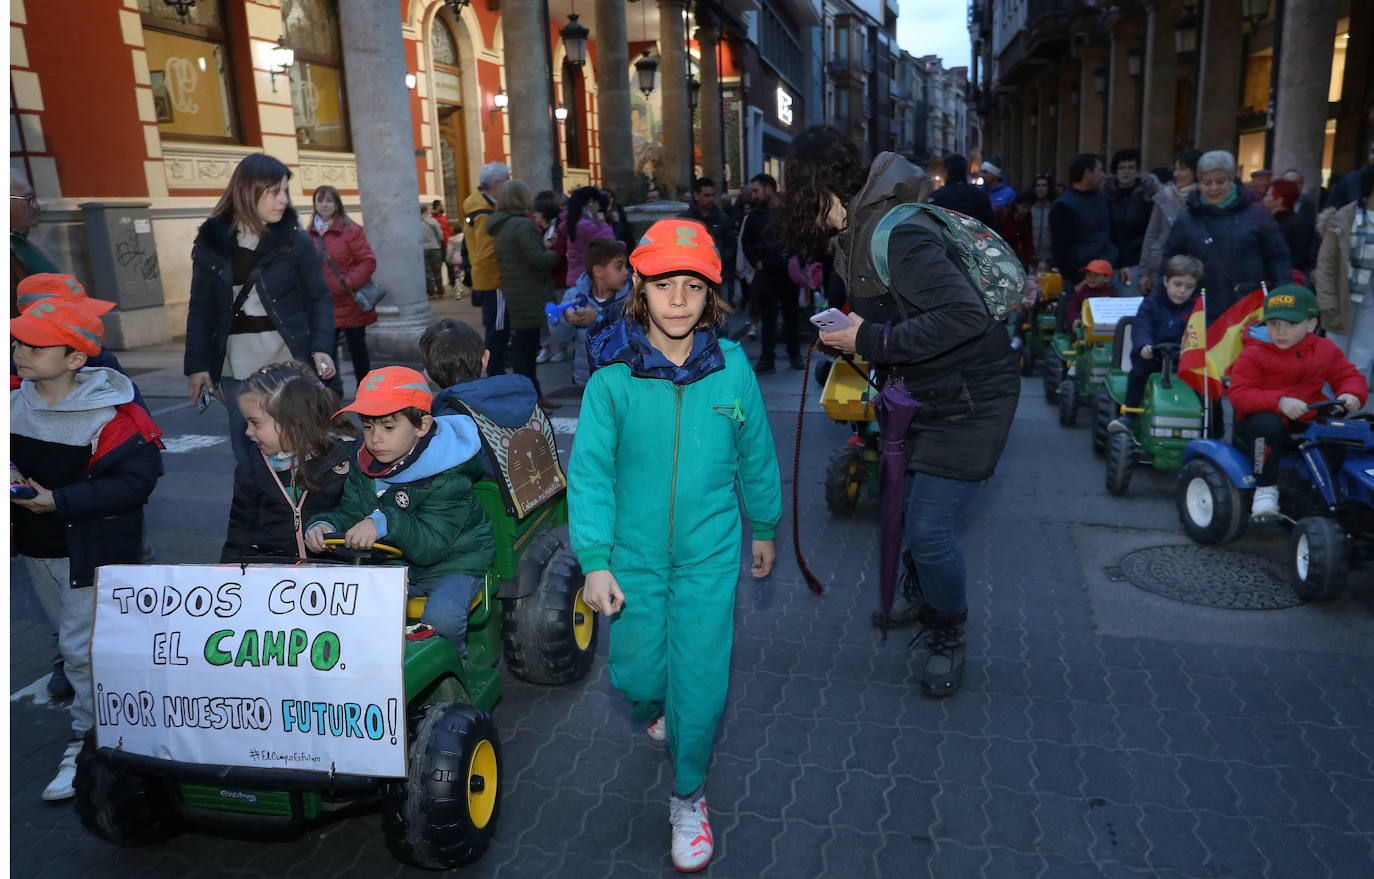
[1112,318,1135,371]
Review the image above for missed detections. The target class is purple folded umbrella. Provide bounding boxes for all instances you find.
[873,378,921,640]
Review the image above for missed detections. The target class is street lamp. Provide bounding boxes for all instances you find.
[1240,0,1271,29]
[162,0,197,21]
[635,49,659,98]
[492,89,508,110]
[1093,63,1107,96]
[1127,39,1143,80]
[554,106,569,122]
[560,13,589,67]
[268,35,295,92]
[405,72,417,90]
[1174,6,1199,57]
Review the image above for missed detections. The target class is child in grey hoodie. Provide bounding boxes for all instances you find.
[11,301,162,801]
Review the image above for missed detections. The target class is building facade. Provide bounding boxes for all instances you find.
[968,0,1371,198]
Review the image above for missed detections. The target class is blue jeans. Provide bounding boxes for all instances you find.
[411,571,483,656]
[219,375,255,468]
[905,472,983,615]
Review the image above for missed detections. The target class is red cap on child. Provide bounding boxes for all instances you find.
[335,366,434,417]
[15,273,116,316]
[11,300,104,356]
[630,218,723,284]
[1080,259,1114,276]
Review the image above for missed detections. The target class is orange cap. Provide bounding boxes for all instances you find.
[11,300,104,356]
[15,273,116,316]
[630,218,722,284]
[335,366,433,417]
[1081,259,1114,276]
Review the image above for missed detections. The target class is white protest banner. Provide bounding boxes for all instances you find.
[91,565,407,778]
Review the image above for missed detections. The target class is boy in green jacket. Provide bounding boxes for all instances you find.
[570,218,782,872]
[305,366,494,653]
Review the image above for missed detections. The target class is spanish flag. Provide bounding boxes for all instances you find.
[1177,288,1267,398]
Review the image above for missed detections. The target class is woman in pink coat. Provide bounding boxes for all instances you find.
[308,185,377,392]
[560,186,615,287]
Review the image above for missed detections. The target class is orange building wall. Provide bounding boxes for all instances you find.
[20,1,149,196]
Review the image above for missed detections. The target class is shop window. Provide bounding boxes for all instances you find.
[139,0,240,141]
[283,0,350,150]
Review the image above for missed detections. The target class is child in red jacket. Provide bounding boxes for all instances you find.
[1228,285,1367,520]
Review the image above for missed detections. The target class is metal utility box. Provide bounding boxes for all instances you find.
[79,203,166,311]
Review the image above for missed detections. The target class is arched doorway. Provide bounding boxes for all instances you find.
[431,12,469,211]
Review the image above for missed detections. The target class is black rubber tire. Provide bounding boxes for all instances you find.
[1092,387,1114,456]
[74,731,179,846]
[1176,458,1247,545]
[824,445,864,516]
[381,703,501,870]
[501,545,595,685]
[1043,356,1063,404]
[1289,517,1349,601]
[1105,432,1135,496]
[1057,378,1079,427]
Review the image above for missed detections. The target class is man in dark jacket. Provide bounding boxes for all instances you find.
[928,153,997,228]
[10,169,57,318]
[680,177,734,275]
[1051,153,1118,286]
[1103,148,1160,295]
[741,173,800,373]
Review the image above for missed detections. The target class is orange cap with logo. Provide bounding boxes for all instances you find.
[10,299,105,356]
[15,273,116,316]
[1080,259,1114,276]
[630,218,723,284]
[335,366,434,417]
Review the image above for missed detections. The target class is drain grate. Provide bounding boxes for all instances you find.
[1117,545,1303,610]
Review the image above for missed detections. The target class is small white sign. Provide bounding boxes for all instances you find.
[777,88,793,125]
[91,565,408,778]
[1084,296,1144,335]
[134,219,152,234]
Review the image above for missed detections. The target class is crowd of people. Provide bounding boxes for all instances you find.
[9,127,1373,873]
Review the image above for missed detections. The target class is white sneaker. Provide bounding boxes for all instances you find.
[669,793,713,872]
[1251,485,1280,521]
[42,739,82,801]
[549,350,568,363]
[647,714,667,742]
[535,347,552,364]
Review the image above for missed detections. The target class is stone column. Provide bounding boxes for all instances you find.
[1079,44,1106,155]
[1057,63,1078,182]
[338,0,429,360]
[1272,0,1340,202]
[695,20,722,188]
[1021,86,1037,182]
[502,0,554,193]
[1037,75,1056,176]
[658,0,691,196]
[1194,0,1241,151]
[1140,0,1179,169]
[595,0,635,194]
[1106,16,1142,157]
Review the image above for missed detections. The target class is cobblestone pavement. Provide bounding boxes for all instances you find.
[10,302,1374,878]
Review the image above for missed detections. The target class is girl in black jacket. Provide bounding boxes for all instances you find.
[780,126,1020,699]
[184,154,337,467]
[221,362,357,563]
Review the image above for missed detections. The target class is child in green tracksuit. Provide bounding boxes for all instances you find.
[569,218,782,873]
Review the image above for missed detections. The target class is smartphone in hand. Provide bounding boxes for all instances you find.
[196,388,214,414]
[809,307,853,332]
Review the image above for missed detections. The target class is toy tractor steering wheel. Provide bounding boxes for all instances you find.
[321,532,404,563]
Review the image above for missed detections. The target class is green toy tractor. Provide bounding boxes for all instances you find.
[75,481,594,871]
[1100,323,1204,494]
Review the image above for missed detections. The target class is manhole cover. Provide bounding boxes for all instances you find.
[1117,545,1303,609]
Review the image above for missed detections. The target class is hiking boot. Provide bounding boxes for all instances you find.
[647,714,667,742]
[42,739,82,801]
[1251,485,1280,521]
[753,359,776,375]
[872,551,925,629]
[47,656,73,699]
[669,791,713,872]
[911,608,967,698]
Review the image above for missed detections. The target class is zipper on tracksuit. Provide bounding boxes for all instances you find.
[668,384,683,558]
[263,453,310,558]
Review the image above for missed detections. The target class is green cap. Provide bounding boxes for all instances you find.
[1262,284,1319,323]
